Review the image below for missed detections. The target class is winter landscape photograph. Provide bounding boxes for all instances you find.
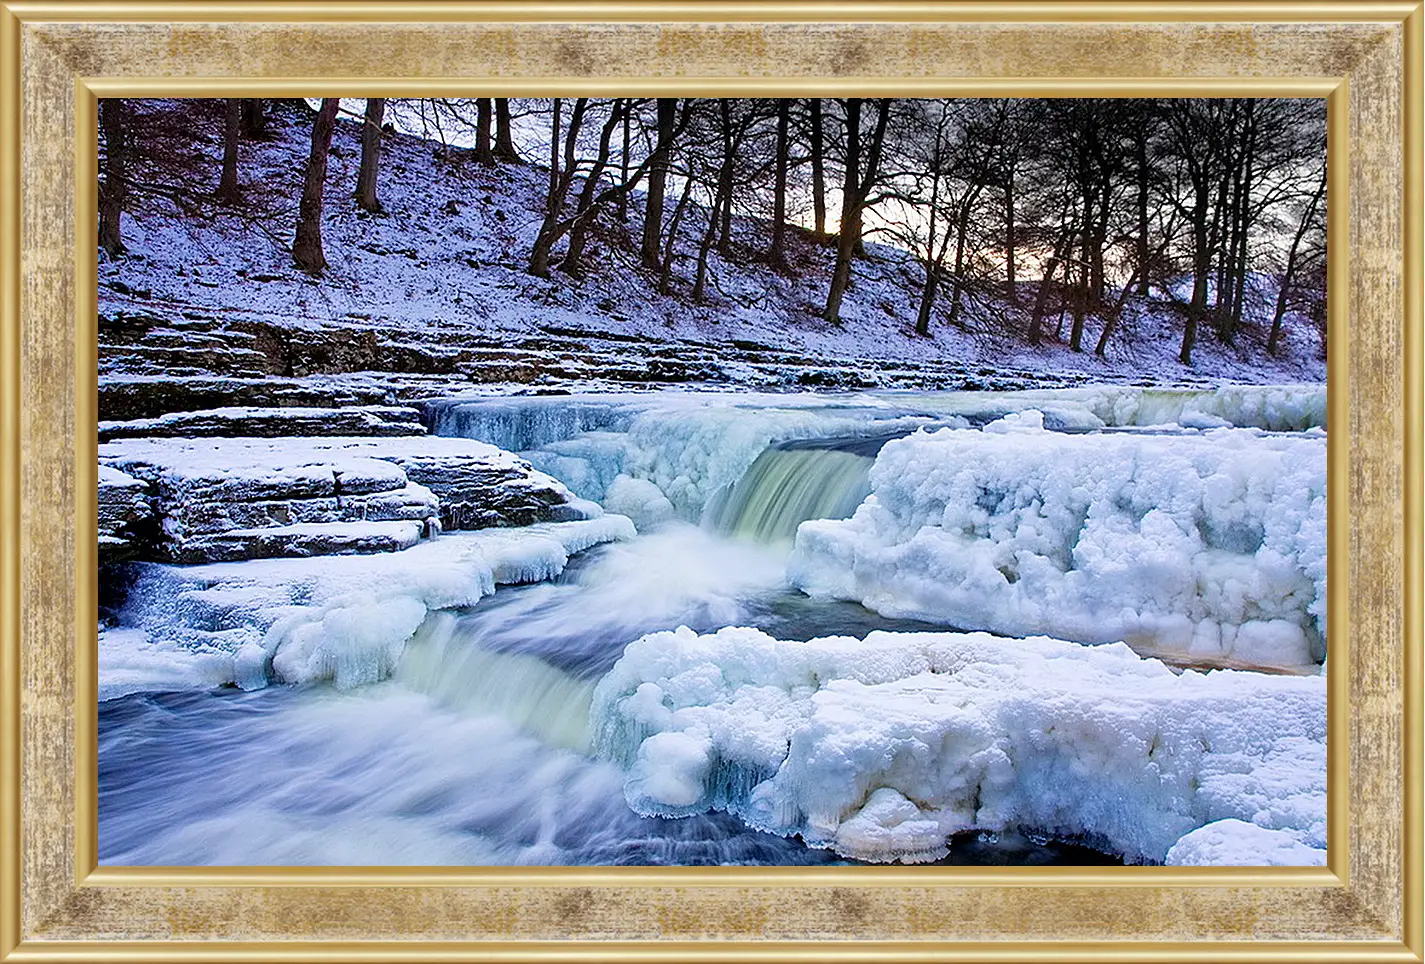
[96,95,1328,868]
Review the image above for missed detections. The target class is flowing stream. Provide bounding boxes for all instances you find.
[100,387,1325,866]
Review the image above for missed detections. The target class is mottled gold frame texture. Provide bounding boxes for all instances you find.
[0,2,1420,961]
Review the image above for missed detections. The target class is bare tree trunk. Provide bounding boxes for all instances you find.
[292,97,340,274]
[1004,164,1016,303]
[1136,125,1151,296]
[474,98,495,165]
[1081,185,1103,312]
[1182,184,1212,364]
[1269,168,1325,355]
[240,99,267,138]
[693,188,728,304]
[1090,179,1109,309]
[768,99,790,268]
[547,98,562,215]
[915,264,939,336]
[914,171,945,337]
[218,98,241,203]
[618,106,631,221]
[809,98,827,238]
[1029,228,1074,346]
[658,175,696,295]
[1094,262,1144,357]
[98,99,128,257]
[946,204,973,330]
[530,97,568,278]
[823,99,862,325]
[562,101,624,273]
[640,98,677,270]
[1069,263,1090,350]
[823,99,890,325]
[716,101,734,256]
[1069,192,1091,350]
[1228,102,1257,334]
[493,99,519,162]
[355,97,386,213]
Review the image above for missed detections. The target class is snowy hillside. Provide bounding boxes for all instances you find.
[100,99,1326,389]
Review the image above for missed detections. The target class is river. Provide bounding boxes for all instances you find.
[98,385,1327,866]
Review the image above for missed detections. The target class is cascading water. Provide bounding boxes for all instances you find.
[102,386,1331,866]
[397,611,600,753]
[706,438,891,543]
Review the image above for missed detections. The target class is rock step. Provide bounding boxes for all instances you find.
[98,466,154,564]
[99,377,396,422]
[98,434,586,564]
[98,405,427,442]
[99,343,277,376]
[163,520,432,565]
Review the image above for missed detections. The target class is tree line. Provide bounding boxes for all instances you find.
[98,96,1327,364]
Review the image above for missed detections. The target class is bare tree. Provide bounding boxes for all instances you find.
[1269,161,1327,354]
[824,98,893,325]
[292,97,340,274]
[768,99,791,269]
[240,99,267,138]
[217,98,241,203]
[474,98,495,165]
[99,99,128,257]
[640,98,678,270]
[355,97,386,213]
[530,99,685,277]
[493,99,520,162]
[809,98,827,238]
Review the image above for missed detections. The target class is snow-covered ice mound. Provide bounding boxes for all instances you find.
[591,626,1326,866]
[895,383,1327,432]
[101,516,635,698]
[789,411,1327,670]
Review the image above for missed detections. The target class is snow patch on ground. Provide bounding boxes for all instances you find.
[591,626,1326,865]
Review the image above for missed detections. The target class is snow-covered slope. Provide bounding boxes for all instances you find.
[101,99,1326,389]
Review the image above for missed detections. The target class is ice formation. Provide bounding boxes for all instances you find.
[788,412,1327,669]
[101,516,635,698]
[591,626,1326,865]
[430,391,942,520]
[1165,819,1328,866]
[892,383,1327,433]
[428,386,1325,537]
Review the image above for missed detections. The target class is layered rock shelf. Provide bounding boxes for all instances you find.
[99,434,587,564]
[98,405,427,441]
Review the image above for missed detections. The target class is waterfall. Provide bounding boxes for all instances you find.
[423,396,635,452]
[708,437,890,544]
[395,611,599,753]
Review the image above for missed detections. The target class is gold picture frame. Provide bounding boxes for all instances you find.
[1,2,1420,959]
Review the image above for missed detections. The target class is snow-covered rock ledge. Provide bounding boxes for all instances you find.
[98,465,153,563]
[99,434,594,563]
[98,404,426,441]
[591,626,1326,866]
[100,516,636,699]
[789,411,1327,671]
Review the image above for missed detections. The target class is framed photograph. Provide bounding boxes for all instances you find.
[2,2,1420,960]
